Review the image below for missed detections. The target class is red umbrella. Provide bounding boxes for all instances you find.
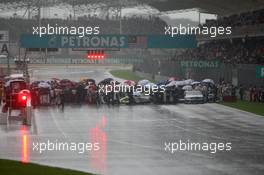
[52,78,60,81]
[168,76,178,82]
[124,80,136,86]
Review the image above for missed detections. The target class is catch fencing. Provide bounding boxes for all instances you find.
[135,58,264,87]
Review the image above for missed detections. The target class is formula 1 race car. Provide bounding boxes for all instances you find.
[2,75,32,125]
[120,91,151,105]
[184,90,205,104]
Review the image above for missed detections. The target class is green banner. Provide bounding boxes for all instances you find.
[256,66,264,78]
[20,34,197,49]
[20,34,127,48]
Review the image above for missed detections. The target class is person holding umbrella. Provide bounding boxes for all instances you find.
[60,89,65,111]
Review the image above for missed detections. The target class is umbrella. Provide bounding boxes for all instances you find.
[87,79,96,84]
[191,81,200,85]
[156,80,168,86]
[99,78,114,85]
[168,76,178,82]
[60,79,73,87]
[174,81,186,87]
[202,79,214,84]
[43,80,51,84]
[123,80,136,86]
[60,79,71,83]
[144,82,156,88]
[184,79,194,85]
[138,79,150,86]
[115,81,121,85]
[38,82,51,89]
[182,85,193,91]
[10,74,24,79]
[165,81,177,87]
[52,78,60,81]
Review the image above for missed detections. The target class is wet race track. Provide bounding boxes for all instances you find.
[1,65,264,175]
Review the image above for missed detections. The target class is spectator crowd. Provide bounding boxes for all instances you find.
[204,9,264,28]
[174,8,264,65]
[175,37,264,64]
[217,82,264,103]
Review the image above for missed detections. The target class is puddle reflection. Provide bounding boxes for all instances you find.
[20,126,30,163]
[89,115,107,174]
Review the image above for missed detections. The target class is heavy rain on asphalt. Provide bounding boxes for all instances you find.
[0,65,264,175]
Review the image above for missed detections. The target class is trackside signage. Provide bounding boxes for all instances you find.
[20,34,197,49]
[147,35,197,48]
[180,60,220,68]
[256,66,264,78]
[20,35,127,48]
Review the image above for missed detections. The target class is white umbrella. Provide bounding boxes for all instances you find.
[10,74,24,79]
[168,77,177,82]
[138,79,150,86]
[175,81,186,86]
[165,81,177,87]
[182,85,193,91]
[202,79,214,84]
[191,81,200,85]
[184,79,194,85]
[144,82,156,88]
[38,82,51,88]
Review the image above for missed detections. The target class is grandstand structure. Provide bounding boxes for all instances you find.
[0,0,167,65]
[135,7,264,87]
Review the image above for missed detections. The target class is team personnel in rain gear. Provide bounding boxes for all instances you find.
[60,90,65,110]
[76,83,85,104]
[127,90,134,105]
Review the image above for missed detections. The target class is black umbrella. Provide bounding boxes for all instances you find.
[98,78,114,85]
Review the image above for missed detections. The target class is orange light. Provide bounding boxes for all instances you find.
[22,135,28,163]
[21,126,29,163]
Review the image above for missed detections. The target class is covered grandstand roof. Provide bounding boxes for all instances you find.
[0,0,264,16]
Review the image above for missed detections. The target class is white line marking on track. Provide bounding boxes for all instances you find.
[50,109,67,138]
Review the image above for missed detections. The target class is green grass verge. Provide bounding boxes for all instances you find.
[0,159,93,175]
[110,70,145,82]
[220,100,264,116]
